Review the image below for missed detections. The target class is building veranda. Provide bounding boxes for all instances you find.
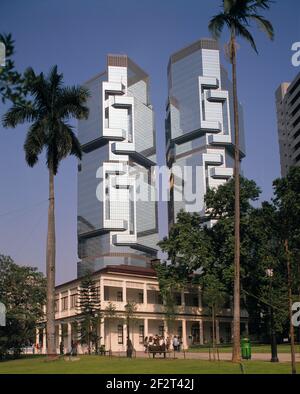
[36,265,248,354]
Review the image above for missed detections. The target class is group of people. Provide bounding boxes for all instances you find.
[143,335,183,353]
[58,340,78,356]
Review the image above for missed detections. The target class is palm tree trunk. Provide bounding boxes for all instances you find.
[46,167,56,356]
[231,33,241,363]
[285,239,297,374]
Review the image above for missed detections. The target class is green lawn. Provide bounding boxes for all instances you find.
[0,356,299,374]
[188,344,299,353]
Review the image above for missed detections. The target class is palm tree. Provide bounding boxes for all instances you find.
[2,66,89,355]
[209,0,274,362]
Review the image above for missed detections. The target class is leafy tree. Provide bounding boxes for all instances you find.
[204,176,261,293]
[205,177,290,355]
[202,273,227,360]
[124,301,137,356]
[2,66,89,355]
[272,166,300,374]
[245,202,288,360]
[158,177,263,348]
[155,262,183,328]
[209,0,274,362]
[158,173,298,368]
[0,255,46,359]
[104,302,117,352]
[158,210,214,274]
[157,211,213,330]
[0,33,31,104]
[76,273,102,355]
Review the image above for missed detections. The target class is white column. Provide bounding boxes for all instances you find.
[199,320,204,345]
[58,292,62,315]
[182,319,187,349]
[77,322,82,354]
[216,319,220,344]
[123,322,127,351]
[35,328,39,346]
[100,276,104,301]
[58,324,62,353]
[100,318,105,347]
[122,281,126,303]
[144,318,148,338]
[42,328,47,354]
[67,323,72,353]
[67,289,71,317]
[143,283,147,305]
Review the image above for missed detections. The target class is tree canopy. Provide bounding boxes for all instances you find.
[0,255,46,359]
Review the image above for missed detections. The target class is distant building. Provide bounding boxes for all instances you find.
[77,55,158,276]
[165,38,245,227]
[276,73,300,177]
[35,265,249,353]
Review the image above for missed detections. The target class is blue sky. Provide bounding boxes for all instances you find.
[0,0,299,284]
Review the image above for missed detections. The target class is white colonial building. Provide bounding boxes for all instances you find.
[36,264,248,354]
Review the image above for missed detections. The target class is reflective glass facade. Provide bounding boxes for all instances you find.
[77,55,158,276]
[166,39,245,226]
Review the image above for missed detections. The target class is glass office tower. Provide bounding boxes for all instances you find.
[77,55,158,276]
[275,73,300,177]
[166,39,246,227]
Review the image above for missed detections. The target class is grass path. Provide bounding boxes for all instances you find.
[0,356,299,374]
[187,344,299,353]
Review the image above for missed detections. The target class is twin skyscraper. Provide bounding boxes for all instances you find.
[77,38,245,276]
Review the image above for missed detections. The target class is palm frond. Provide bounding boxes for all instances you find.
[247,0,274,12]
[24,121,46,167]
[69,131,82,160]
[50,122,82,168]
[25,68,51,111]
[247,14,274,40]
[2,102,38,128]
[4,63,89,175]
[46,142,59,175]
[57,86,90,120]
[211,0,274,54]
[226,0,249,15]
[224,0,237,14]
[233,20,258,53]
[48,65,63,93]
[209,13,228,39]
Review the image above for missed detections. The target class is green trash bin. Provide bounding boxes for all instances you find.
[241,338,251,360]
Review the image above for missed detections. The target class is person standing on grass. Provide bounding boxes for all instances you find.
[127,337,133,358]
[144,336,148,353]
[178,337,183,352]
[60,341,64,355]
[166,336,171,351]
[173,336,178,351]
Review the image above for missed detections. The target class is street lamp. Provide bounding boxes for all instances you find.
[266,268,279,363]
